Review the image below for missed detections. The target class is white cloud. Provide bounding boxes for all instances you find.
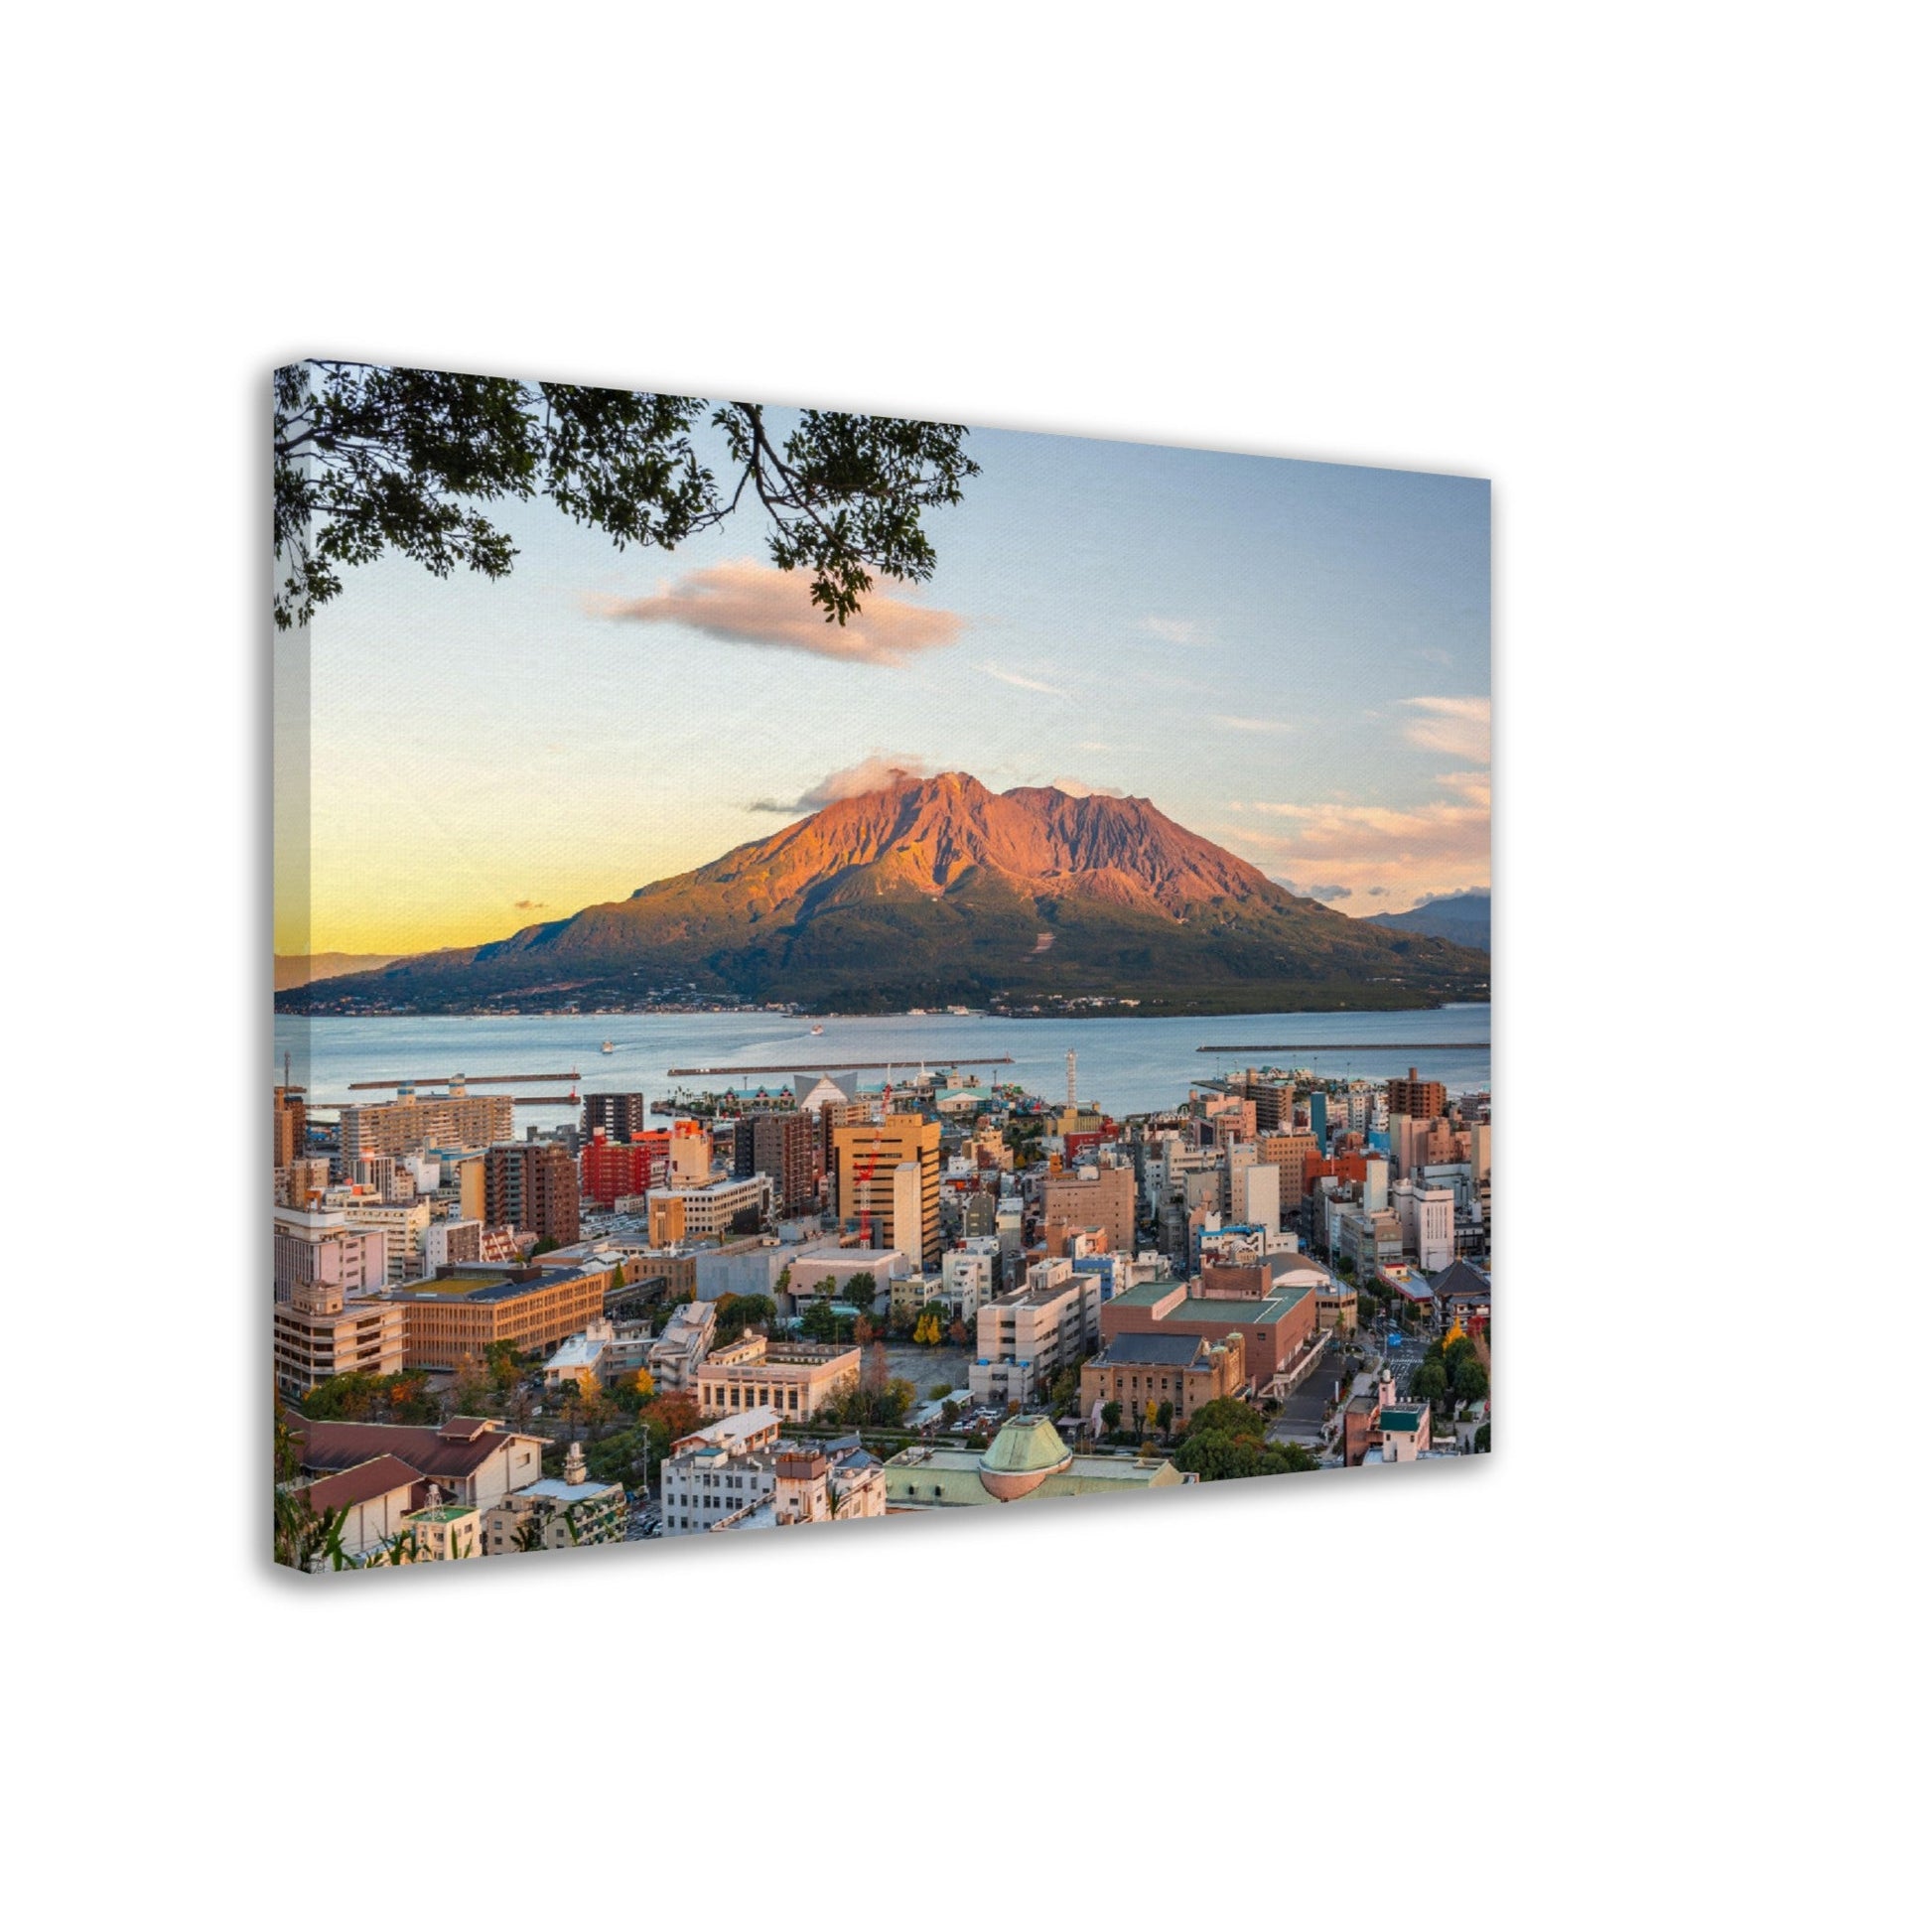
[980,663,1068,697]
[1212,715,1295,735]
[1398,694,1490,763]
[750,754,933,814]
[1143,617,1213,647]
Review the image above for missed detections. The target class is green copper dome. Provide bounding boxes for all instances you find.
[977,1415,1074,1499]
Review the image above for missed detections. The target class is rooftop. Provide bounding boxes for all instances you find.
[408,1263,608,1305]
[297,1453,421,1513]
[1111,1278,1312,1323]
[1090,1331,1213,1367]
[515,1477,619,1503]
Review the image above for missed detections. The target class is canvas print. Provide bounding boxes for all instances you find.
[272,361,1492,1573]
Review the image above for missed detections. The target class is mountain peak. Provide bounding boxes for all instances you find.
[281,765,1490,1016]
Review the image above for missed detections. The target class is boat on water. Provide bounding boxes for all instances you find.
[810,1024,824,1035]
[601,1040,617,1053]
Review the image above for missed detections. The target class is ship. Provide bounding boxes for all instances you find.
[601,1040,617,1053]
[810,1024,824,1035]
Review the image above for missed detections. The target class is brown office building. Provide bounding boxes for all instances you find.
[1236,1073,1294,1132]
[399,1261,617,1369]
[274,1084,307,1169]
[483,1141,581,1246]
[735,1109,818,1217]
[1043,1163,1137,1257]
[1257,1132,1321,1204]
[1387,1067,1448,1120]
[583,1092,647,1143]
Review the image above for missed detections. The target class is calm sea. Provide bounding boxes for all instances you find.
[274,1004,1491,1119]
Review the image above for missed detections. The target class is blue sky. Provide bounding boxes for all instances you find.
[281,399,1489,954]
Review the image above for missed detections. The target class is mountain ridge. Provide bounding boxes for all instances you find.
[278,772,1489,1017]
[1364,890,1490,951]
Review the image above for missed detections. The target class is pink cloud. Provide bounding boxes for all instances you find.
[1212,787,1489,912]
[588,558,962,666]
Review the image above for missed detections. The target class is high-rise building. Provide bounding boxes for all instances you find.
[733,1110,817,1216]
[1236,1071,1294,1132]
[1387,1066,1448,1121]
[484,1142,581,1246]
[580,1128,671,1208]
[273,1266,405,1398]
[1043,1163,1137,1256]
[583,1092,647,1143]
[1257,1132,1320,1205]
[274,1206,387,1306]
[832,1113,941,1267]
[273,1083,307,1169]
[341,1090,514,1163]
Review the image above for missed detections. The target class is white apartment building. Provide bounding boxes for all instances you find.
[968,1265,1103,1411]
[646,1173,774,1243]
[273,1206,389,1306]
[942,1238,1000,1318]
[1391,1175,1455,1271]
[423,1218,483,1273]
[658,1407,784,1536]
[332,1195,433,1282]
[648,1299,717,1393]
[1233,1161,1281,1235]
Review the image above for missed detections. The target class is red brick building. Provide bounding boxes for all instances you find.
[1101,1275,1317,1395]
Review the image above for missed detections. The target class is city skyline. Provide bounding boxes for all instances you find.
[276,399,1489,956]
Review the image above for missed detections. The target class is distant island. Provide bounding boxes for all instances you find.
[1364,891,1489,952]
[273,951,403,992]
[277,771,1488,1019]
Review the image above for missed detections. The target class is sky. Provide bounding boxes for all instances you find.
[274,394,1489,956]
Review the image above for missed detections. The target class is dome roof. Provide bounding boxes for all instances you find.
[977,1415,1074,1500]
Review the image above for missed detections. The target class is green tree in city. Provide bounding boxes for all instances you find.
[714,1295,776,1347]
[274,364,981,632]
[1409,1360,1450,1408]
[799,1297,844,1343]
[1452,1354,1489,1406]
[1101,1401,1123,1434]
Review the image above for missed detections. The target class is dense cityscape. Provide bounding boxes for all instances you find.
[274,1044,1493,1570]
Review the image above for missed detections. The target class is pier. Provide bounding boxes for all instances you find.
[665,1055,1016,1076]
[1195,1041,1487,1053]
[344,1071,582,1089]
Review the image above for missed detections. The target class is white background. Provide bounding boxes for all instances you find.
[3,5,1922,1926]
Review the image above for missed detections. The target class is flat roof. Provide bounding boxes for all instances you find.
[410,1264,606,1305]
[1111,1278,1311,1322]
[516,1477,619,1502]
[1093,1332,1210,1366]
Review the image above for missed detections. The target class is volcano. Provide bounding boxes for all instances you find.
[278,771,1488,1016]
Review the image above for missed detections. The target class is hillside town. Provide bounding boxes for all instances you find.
[274,1050,1493,1570]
